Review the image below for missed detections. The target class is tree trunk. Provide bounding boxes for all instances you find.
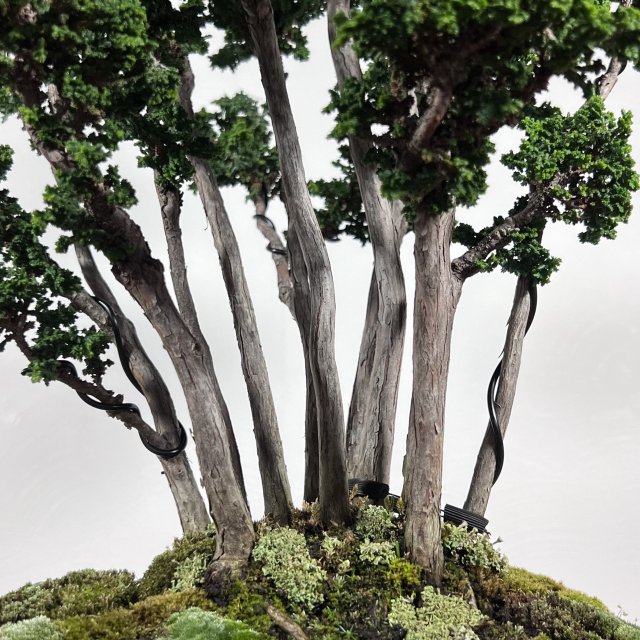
[464,276,532,516]
[327,1,407,485]
[242,0,349,525]
[403,207,461,584]
[74,245,210,533]
[288,225,319,503]
[173,60,292,524]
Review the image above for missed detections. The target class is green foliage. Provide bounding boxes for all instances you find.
[0,617,61,640]
[209,93,280,201]
[327,0,640,255]
[503,97,639,244]
[160,607,262,640]
[354,504,396,542]
[138,527,217,598]
[388,589,485,640]
[442,523,506,573]
[0,160,110,382]
[251,526,326,610]
[308,145,369,243]
[208,0,325,69]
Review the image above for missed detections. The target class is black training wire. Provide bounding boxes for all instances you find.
[488,278,537,485]
[58,297,188,459]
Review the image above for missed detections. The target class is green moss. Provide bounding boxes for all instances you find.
[0,570,138,624]
[55,608,135,640]
[138,527,217,598]
[500,568,608,611]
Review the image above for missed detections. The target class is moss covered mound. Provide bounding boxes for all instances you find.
[1,504,638,639]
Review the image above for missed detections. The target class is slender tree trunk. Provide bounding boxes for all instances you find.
[327,0,407,485]
[464,276,533,516]
[242,0,349,525]
[403,207,461,584]
[288,225,319,502]
[74,245,210,533]
[173,60,292,524]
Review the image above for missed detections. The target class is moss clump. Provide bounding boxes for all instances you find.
[56,589,215,640]
[474,566,640,640]
[0,616,61,640]
[159,607,262,639]
[388,588,485,640]
[138,526,216,598]
[0,570,138,624]
[252,527,326,610]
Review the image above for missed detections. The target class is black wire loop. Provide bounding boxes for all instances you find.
[488,278,537,485]
[58,297,188,459]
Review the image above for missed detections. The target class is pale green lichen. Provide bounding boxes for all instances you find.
[170,553,209,593]
[0,616,61,640]
[252,527,326,609]
[358,540,397,566]
[354,505,395,542]
[388,588,485,640]
[442,522,506,572]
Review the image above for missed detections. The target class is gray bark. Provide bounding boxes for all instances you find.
[74,245,210,533]
[464,276,532,516]
[288,225,319,503]
[18,95,255,561]
[241,0,349,525]
[252,192,295,316]
[403,208,461,584]
[176,60,293,524]
[328,0,407,484]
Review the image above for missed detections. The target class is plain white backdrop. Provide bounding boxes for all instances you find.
[1,18,639,621]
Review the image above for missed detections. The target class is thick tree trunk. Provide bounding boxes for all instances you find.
[403,208,461,584]
[174,61,292,524]
[242,0,349,525]
[464,276,532,516]
[327,1,407,485]
[74,245,210,533]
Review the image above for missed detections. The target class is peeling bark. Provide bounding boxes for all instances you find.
[242,0,349,524]
[73,245,210,533]
[403,208,461,584]
[328,0,407,484]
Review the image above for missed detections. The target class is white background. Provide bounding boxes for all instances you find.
[1,18,639,622]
